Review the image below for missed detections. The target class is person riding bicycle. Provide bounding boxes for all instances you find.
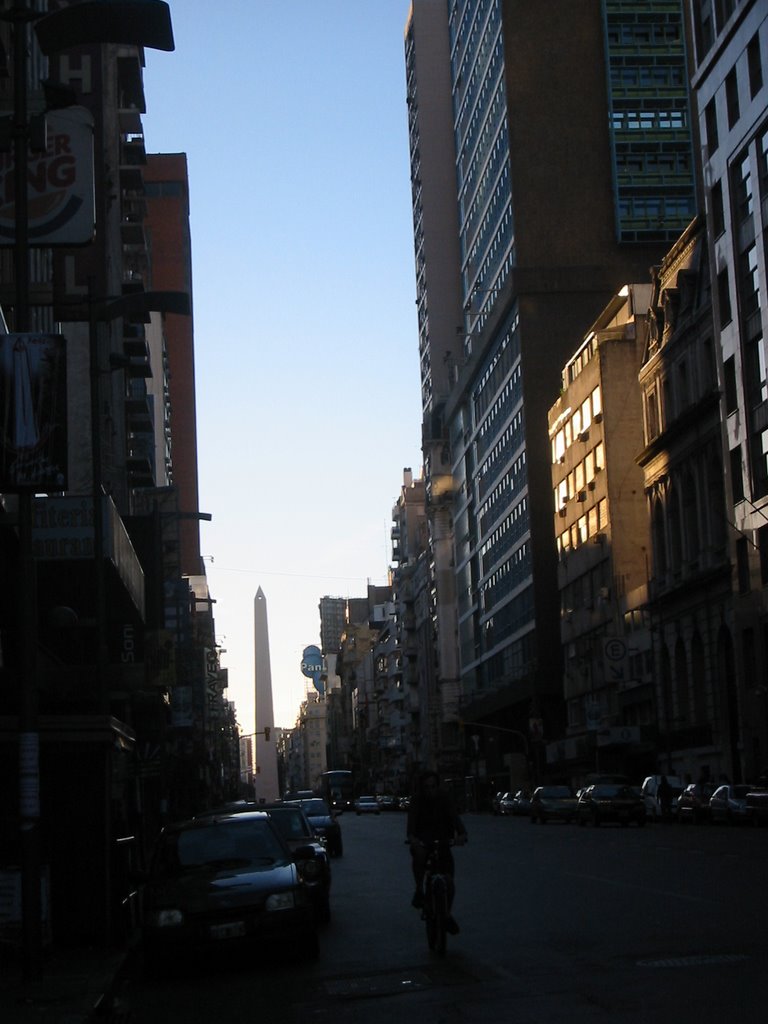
[406,770,467,932]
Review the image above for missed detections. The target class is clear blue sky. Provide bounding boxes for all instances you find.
[142,2,422,729]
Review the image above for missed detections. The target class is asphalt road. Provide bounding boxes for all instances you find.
[119,809,768,1023]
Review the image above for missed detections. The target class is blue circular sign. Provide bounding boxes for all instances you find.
[301,645,324,694]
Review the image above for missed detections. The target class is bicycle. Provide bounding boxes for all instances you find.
[419,839,457,956]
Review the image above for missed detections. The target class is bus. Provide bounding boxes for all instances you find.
[318,770,354,812]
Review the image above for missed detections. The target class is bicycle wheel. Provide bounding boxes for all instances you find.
[424,880,438,950]
[431,878,448,956]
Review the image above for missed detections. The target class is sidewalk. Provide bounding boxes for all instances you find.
[0,942,130,1023]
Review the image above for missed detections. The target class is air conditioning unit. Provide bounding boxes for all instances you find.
[577,490,587,502]
[558,507,567,518]
[594,411,603,423]
[587,480,596,490]
[579,429,590,442]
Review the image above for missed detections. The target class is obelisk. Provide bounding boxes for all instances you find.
[253,587,279,801]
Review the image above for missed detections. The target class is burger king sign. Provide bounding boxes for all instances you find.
[0,106,95,247]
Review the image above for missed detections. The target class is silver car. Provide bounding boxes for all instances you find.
[709,784,751,824]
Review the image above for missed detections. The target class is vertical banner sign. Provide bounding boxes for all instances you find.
[204,648,223,723]
[0,334,68,491]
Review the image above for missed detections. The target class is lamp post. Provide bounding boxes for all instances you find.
[1,0,175,980]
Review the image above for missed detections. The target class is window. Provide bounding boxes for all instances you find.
[740,246,762,326]
[732,152,753,224]
[736,536,750,593]
[710,179,725,237]
[730,445,745,501]
[718,269,732,327]
[759,525,768,586]
[581,397,592,431]
[705,98,718,154]
[724,355,738,413]
[647,389,660,439]
[591,386,601,418]
[578,515,588,545]
[588,505,599,536]
[678,359,689,409]
[597,498,608,530]
[726,68,740,128]
[745,337,767,404]
[748,33,763,98]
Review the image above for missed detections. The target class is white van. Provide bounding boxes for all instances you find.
[641,775,683,817]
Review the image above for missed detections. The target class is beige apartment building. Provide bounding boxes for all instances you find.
[548,284,654,781]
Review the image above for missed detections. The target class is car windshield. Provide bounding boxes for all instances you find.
[155,819,288,875]
[591,784,633,797]
[541,786,572,797]
[268,808,312,839]
[300,799,331,817]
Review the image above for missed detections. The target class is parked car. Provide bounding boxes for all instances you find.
[709,784,752,825]
[576,783,646,827]
[377,794,399,811]
[354,795,381,815]
[498,792,516,815]
[141,810,319,972]
[510,790,532,816]
[491,792,505,815]
[745,786,768,826]
[295,798,343,857]
[263,804,331,922]
[530,785,578,823]
[677,781,716,823]
[641,775,683,819]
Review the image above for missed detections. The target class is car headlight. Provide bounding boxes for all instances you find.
[266,892,296,912]
[299,859,321,881]
[151,908,184,928]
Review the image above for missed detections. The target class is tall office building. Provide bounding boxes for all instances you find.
[687,0,768,780]
[144,154,204,577]
[319,595,347,655]
[406,1,699,759]
[253,587,279,800]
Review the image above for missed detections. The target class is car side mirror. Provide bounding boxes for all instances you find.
[293,845,317,861]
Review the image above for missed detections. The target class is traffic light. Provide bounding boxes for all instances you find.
[263,726,270,741]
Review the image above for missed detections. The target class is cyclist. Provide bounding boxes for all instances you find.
[406,770,467,933]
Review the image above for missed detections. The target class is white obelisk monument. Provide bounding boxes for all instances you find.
[253,587,279,801]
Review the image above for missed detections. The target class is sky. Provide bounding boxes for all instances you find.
[142,2,423,731]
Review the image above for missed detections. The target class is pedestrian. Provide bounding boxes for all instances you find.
[658,774,673,821]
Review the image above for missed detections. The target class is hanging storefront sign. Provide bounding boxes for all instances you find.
[0,333,67,491]
[0,107,95,246]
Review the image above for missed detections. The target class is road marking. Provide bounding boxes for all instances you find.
[637,954,749,968]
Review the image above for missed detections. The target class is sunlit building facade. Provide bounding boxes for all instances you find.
[407,0,700,776]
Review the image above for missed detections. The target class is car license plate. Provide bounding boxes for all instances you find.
[210,921,246,940]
